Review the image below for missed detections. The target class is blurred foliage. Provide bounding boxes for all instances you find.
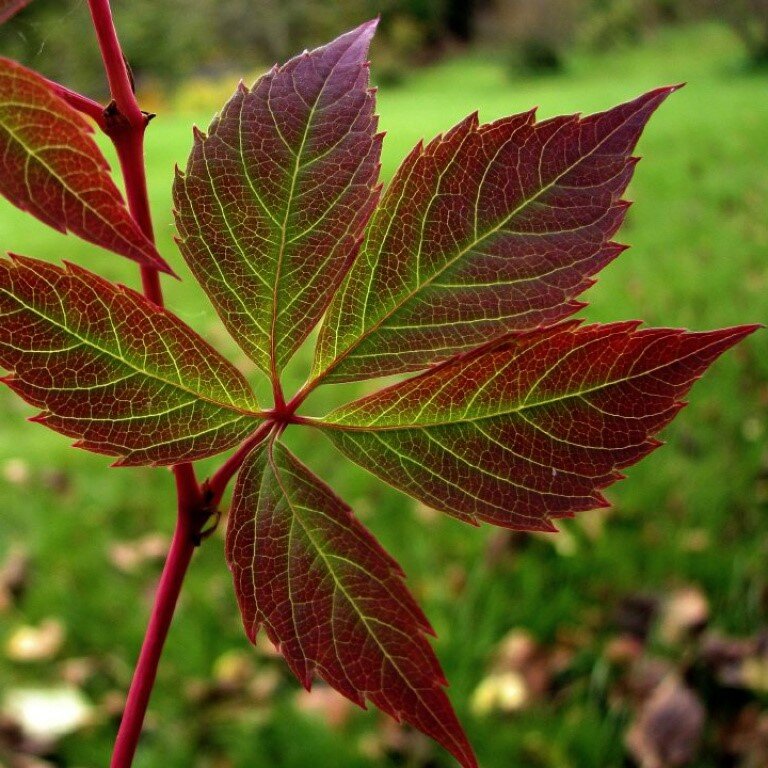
[486,0,578,75]
[1,0,767,92]
[476,0,671,76]
[579,0,667,50]
[0,0,465,94]
[476,0,768,76]
[695,0,768,68]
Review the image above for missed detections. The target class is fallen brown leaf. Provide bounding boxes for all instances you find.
[5,620,64,663]
[626,677,705,768]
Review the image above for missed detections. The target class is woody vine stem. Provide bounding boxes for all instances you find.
[82,1,270,765]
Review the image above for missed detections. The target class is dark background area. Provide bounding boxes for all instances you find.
[2,1,768,93]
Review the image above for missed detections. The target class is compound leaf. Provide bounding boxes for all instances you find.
[319,322,757,529]
[174,20,381,379]
[0,58,172,273]
[0,255,261,465]
[314,87,678,384]
[0,0,32,24]
[227,439,477,768]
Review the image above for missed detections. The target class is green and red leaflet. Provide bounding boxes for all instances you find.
[0,21,759,768]
[0,255,261,465]
[312,86,678,383]
[319,321,757,530]
[0,58,171,273]
[174,20,381,379]
[227,439,476,768]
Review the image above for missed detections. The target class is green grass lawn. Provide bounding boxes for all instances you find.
[0,21,766,768]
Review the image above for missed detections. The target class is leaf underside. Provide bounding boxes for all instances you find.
[174,20,382,377]
[0,58,172,273]
[227,440,477,768]
[0,0,31,24]
[320,321,757,530]
[0,255,261,465]
[313,86,678,383]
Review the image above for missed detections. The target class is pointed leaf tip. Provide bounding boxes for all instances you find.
[0,59,172,272]
[343,17,379,50]
[174,23,382,378]
[321,322,754,530]
[227,441,476,768]
[315,87,675,382]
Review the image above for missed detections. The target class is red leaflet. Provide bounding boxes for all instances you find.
[314,87,677,383]
[174,21,381,378]
[319,322,758,529]
[0,59,172,273]
[0,255,261,465]
[227,440,477,768]
[0,0,31,24]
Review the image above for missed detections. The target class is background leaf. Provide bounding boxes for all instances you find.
[174,20,381,380]
[0,58,171,273]
[320,322,757,529]
[313,87,677,384]
[227,439,477,768]
[0,255,260,465]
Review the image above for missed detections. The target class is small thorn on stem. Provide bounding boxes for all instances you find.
[123,53,136,93]
[102,99,133,137]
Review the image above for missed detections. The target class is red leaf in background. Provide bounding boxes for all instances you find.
[0,255,261,465]
[0,58,172,273]
[174,20,381,378]
[227,439,477,768]
[319,322,758,529]
[314,86,678,383]
[0,0,31,24]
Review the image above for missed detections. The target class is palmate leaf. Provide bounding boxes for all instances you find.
[227,439,477,768]
[0,255,261,465]
[0,19,753,768]
[313,86,678,383]
[0,58,172,273]
[183,24,759,766]
[174,20,381,379]
[0,0,32,24]
[319,322,757,530]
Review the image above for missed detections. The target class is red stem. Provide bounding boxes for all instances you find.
[207,420,275,508]
[45,79,107,128]
[86,0,143,127]
[112,129,164,305]
[110,479,200,768]
[86,1,204,765]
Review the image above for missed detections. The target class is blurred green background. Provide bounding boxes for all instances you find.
[0,1,767,767]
